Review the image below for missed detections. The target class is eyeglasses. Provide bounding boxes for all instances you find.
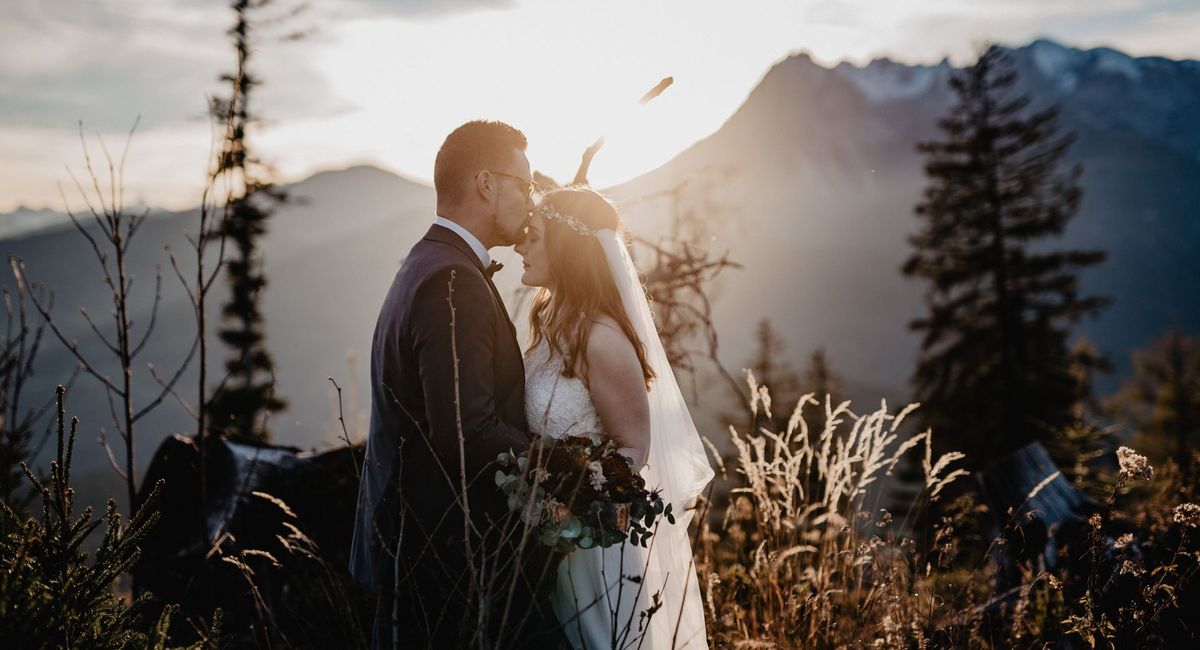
[486,169,540,199]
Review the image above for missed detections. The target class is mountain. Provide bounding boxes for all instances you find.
[4,40,1197,495]
[0,206,99,241]
[612,38,1200,407]
[1,165,436,497]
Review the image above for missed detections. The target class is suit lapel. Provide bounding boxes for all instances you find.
[423,225,518,335]
[424,224,486,273]
[423,224,528,438]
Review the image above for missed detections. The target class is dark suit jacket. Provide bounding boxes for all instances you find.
[350,225,563,649]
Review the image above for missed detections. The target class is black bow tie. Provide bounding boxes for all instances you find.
[485,260,503,277]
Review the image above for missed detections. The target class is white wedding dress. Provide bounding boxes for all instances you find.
[525,340,707,649]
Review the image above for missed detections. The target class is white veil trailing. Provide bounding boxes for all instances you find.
[597,228,714,649]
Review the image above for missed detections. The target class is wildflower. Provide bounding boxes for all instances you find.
[1116,533,1135,549]
[615,503,630,532]
[1173,503,1200,528]
[1119,559,1143,576]
[550,500,570,525]
[587,460,606,491]
[876,509,893,528]
[1116,446,1154,481]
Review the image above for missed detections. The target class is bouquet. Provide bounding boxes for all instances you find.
[495,433,674,554]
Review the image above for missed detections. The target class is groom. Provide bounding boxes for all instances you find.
[350,121,564,649]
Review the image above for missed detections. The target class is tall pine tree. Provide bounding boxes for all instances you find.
[206,0,287,442]
[903,45,1108,469]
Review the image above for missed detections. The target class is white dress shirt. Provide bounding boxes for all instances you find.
[433,216,491,268]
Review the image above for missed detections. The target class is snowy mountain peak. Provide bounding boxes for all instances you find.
[1028,38,1087,91]
[721,40,1200,174]
[834,57,949,103]
[1091,47,1142,81]
[1019,38,1185,89]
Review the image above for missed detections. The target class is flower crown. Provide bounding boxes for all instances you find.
[534,202,597,237]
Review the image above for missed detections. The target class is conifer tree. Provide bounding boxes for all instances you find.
[0,279,47,513]
[206,0,287,442]
[903,45,1108,468]
[1,387,222,648]
[1107,329,1200,475]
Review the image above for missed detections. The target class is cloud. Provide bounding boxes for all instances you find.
[803,1,864,27]
[834,0,1200,65]
[349,0,518,19]
[0,0,347,131]
[1095,4,1200,59]
[3,0,1197,212]
[0,122,213,213]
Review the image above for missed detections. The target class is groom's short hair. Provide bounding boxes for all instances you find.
[434,120,528,204]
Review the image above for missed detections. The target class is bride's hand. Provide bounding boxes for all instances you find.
[616,446,648,471]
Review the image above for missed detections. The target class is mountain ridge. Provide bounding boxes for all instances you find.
[611,37,1199,405]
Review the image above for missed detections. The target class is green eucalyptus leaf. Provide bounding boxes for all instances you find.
[561,517,582,539]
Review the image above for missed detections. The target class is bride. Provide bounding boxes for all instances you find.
[514,187,714,649]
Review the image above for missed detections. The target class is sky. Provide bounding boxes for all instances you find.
[2,0,1199,213]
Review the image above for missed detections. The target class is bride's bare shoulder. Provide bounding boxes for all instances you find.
[587,315,628,346]
[585,316,638,370]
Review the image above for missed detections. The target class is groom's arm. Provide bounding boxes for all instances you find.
[410,264,527,483]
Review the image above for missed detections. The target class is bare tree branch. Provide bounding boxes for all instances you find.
[167,249,199,309]
[103,380,125,440]
[57,180,112,265]
[126,207,150,242]
[131,266,163,358]
[134,334,200,423]
[12,260,124,398]
[97,430,129,480]
[117,115,141,213]
[78,307,120,356]
[150,360,199,420]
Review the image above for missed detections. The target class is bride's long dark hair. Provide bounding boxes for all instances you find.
[527,188,655,390]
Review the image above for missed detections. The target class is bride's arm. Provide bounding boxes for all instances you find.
[584,318,651,468]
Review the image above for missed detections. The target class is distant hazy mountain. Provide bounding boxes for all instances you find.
[0,202,163,241]
[0,207,73,240]
[1,165,436,492]
[4,40,1197,492]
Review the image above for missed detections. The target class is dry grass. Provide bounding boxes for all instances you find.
[695,375,978,647]
[693,374,1199,649]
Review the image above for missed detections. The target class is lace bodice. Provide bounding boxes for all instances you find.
[524,340,604,440]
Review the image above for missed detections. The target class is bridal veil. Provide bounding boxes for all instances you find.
[596,228,714,649]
